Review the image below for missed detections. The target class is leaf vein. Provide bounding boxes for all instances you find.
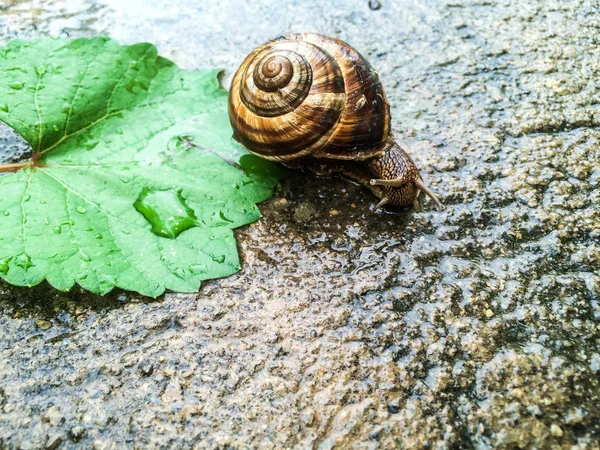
[18,170,34,284]
[106,45,154,113]
[39,169,160,290]
[61,182,82,274]
[40,45,165,157]
[38,169,140,228]
[63,40,108,140]
[39,91,169,157]
[33,61,49,152]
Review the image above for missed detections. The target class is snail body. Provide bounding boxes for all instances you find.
[228,33,442,210]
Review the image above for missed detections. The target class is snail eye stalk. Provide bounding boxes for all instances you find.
[415,179,444,211]
[374,197,389,211]
[369,178,406,188]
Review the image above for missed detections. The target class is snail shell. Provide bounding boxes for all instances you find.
[228,33,392,162]
[228,33,443,210]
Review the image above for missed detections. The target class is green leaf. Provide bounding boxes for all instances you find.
[0,37,285,296]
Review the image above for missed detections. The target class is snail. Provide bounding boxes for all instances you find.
[228,33,443,211]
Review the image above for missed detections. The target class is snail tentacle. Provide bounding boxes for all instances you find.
[369,178,406,187]
[374,197,389,211]
[415,179,444,211]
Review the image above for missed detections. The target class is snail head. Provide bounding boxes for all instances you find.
[368,144,444,211]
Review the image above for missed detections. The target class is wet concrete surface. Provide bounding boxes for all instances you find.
[0,0,599,448]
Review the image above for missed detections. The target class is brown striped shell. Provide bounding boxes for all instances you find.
[228,33,393,162]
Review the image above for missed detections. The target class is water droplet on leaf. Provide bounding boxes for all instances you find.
[34,65,46,77]
[82,140,97,151]
[23,194,31,202]
[0,257,12,275]
[0,104,8,113]
[219,211,234,223]
[210,254,226,264]
[9,82,25,90]
[173,267,185,278]
[76,206,87,214]
[3,211,9,216]
[6,66,27,73]
[189,264,207,275]
[133,187,198,239]
[166,136,187,155]
[53,226,62,234]
[15,253,33,270]
[79,251,91,262]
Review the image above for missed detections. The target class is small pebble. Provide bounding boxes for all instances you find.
[45,435,63,450]
[36,319,52,330]
[69,425,85,441]
[551,424,563,437]
[91,440,110,450]
[387,399,401,414]
[138,361,154,377]
[180,404,202,420]
[43,406,63,426]
[329,209,340,216]
[368,0,382,10]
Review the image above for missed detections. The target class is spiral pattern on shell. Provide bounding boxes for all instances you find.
[228,33,392,162]
[240,49,315,118]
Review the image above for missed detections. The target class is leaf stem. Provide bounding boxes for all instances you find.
[0,161,33,173]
